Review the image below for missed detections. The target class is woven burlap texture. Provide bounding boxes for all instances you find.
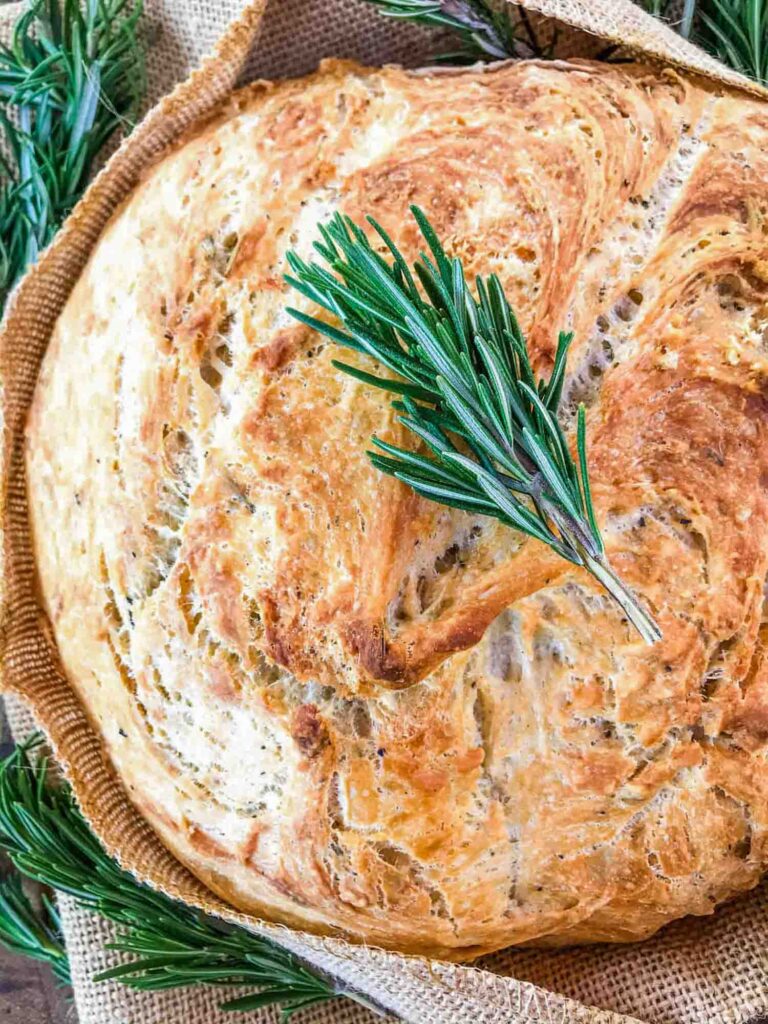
[1,2,767,1023]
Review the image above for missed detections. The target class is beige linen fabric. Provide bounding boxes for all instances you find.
[2,2,768,1023]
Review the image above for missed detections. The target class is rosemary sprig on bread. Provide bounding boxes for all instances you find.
[285,207,661,644]
[0,740,345,1018]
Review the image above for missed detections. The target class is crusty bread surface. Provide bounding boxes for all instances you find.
[26,58,768,958]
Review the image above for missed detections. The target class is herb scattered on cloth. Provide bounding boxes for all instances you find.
[0,0,145,311]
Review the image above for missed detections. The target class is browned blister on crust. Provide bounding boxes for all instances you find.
[25,58,768,957]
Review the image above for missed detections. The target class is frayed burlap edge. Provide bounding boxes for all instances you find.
[513,0,768,98]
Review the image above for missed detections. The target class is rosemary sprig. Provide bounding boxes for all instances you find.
[285,207,661,644]
[697,0,768,83]
[359,0,552,60]
[0,740,346,1018]
[0,0,145,312]
[0,871,70,986]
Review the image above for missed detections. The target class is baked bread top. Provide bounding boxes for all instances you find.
[26,57,768,958]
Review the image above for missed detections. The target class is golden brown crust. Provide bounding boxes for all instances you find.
[25,57,768,957]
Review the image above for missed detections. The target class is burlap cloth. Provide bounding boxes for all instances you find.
[2,1,768,1022]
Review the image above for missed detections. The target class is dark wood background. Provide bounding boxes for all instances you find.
[0,947,70,1024]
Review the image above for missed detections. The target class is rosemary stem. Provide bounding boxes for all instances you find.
[335,984,392,1018]
[286,208,664,645]
[581,552,661,645]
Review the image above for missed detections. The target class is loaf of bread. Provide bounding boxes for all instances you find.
[26,57,768,958]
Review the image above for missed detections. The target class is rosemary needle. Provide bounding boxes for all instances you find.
[0,872,70,986]
[285,206,661,644]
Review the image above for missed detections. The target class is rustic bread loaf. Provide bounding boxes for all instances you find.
[26,57,768,958]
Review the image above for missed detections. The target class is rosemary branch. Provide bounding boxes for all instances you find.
[0,740,347,1018]
[0,871,70,986]
[0,0,145,312]
[358,0,552,60]
[285,207,661,644]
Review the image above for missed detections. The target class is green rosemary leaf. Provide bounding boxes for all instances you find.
[411,204,453,284]
[376,462,502,515]
[331,358,437,399]
[0,871,70,986]
[371,435,468,483]
[443,450,568,549]
[95,955,194,980]
[517,381,570,479]
[283,305,360,349]
[389,396,465,438]
[435,374,517,475]
[576,403,602,554]
[367,215,420,296]
[285,206,662,644]
[0,740,353,1019]
[396,409,458,464]
[542,331,572,411]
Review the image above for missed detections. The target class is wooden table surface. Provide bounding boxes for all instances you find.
[0,947,71,1024]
